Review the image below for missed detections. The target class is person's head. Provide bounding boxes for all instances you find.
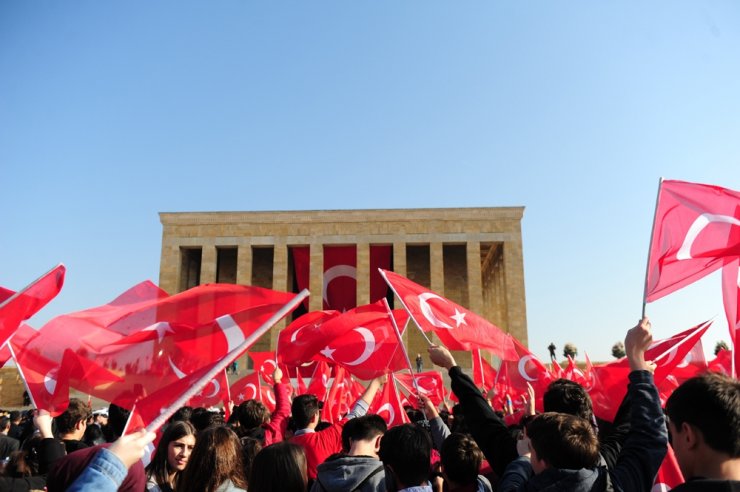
[238,399,269,430]
[177,425,246,492]
[5,434,43,477]
[543,379,594,424]
[291,394,320,430]
[82,422,105,447]
[55,398,92,439]
[190,408,224,433]
[168,406,193,424]
[450,403,469,434]
[0,416,10,434]
[106,403,131,441]
[92,410,108,427]
[9,411,21,425]
[248,441,307,492]
[146,421,197,489]
[240,436,262,487]
[525,412,599,473]
[440,433,484,487]
[343,414,387,457]
[665,372,740,479]
[379,423,432,490]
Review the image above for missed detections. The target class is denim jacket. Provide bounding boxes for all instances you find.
[66,447,127,492]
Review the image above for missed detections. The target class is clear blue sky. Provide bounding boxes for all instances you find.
[2,1,739,362]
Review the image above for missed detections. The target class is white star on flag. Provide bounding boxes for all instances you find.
[238,393,245,402]
[320,346,336,359]
[142,322,175,343]
[451,309,467,327]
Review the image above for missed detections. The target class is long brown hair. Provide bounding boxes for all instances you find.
[248,441,307,492]
[177,426,246,492]
[145,420,196,492]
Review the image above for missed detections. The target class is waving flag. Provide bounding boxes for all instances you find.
[497,335,551,411]
[305,360,333,399]
[231,372,263,404]
[380,269,517,359]
[321,366,349,423]
[472,349,498,392]
[0,264,65,346]
[395,371,446,406]
[722,258,739,377]
[369,375,410,428]
[277,310,340,365]
[645,180,740,303]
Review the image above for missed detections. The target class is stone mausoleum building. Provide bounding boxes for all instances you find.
[158,207,527,369]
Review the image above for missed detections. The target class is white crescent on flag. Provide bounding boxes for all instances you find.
[518,355,538,382]
[677,213,740,260]
[418,293,453,329]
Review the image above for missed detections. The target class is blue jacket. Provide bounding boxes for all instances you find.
[66,447,127,492]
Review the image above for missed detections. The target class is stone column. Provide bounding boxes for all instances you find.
[236,245,252,286]
[503,238,528,346]
[356,242,370,305]
[392,242,406,277]
[200,245,217,284]
[309,243,323,312]
[158,243,180,294]
[430,242,444,295]
[271,242,289,341]
[466,241,483,314]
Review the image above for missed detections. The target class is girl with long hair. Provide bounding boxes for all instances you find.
[248,441,307,492]
[145,421,196,492]
[177,426,247,492]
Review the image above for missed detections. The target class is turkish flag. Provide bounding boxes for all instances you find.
[0,264,65,347]
[321,366,349,423]
[564,356,589,387]
[324,246,357,311]
[381,269,517,359]
[312,301,409,380]
[292,247,310,310]
[496,336,551,412]
[369,375,411,428]
[17,281,297,412]
[0,344,10,369]
[186,370,230,409]
[472,349,498,392]
[654,445,685,490]
[668,339,707,383]
[230,372,263,404]
[645,180,740,303]
[395,371,446,406]
[249,351,281,385]
[590,321,711,422]
[305,360,333,400]
[722,258,739,377]
[369,246,392,303]
[550,360,564,379]
[708,349,732,375]
[277,310,341,366]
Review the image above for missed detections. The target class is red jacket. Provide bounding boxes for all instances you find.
[263,381,291,446]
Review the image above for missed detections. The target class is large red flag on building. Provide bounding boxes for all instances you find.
[380,269,517,359]
[722,258,739,377]
[0,264,65,347]
[323,246,357,311]
[369,375,411,428]
[645,180,740,303]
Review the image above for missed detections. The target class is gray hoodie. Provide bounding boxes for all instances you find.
[310,455,385,492]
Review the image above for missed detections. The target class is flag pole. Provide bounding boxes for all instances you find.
[7,342,38,409]
[0,263,64,312]
[642,177,664,318]
[139,289,309,434]
[379,269,433,345]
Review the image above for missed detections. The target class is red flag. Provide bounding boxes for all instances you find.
[369,376,410,428]
[292,247,311,310]
[722,258,739,377]
[590,321,711,422]
[369,246,392,303]
[186,370,230,409]
[497,336,551,411]
[472,349,497,392]
[312,301,409,380]
[0,264,65,346]
[305,360,332,400]
[708,349,732,376]
[277,310,341,365]
[0,344,11,369]
[324,246,357,311]
[550,360,564,379]
[249,351,279,385]
[653,445,685,490]
[381,269,517,359]
[645,180,740,303]
[395,371,446,406]
[16,281,296,412]
[230,372,263,404]
[321,366,349,423]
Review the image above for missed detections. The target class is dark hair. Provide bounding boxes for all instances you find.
[342,415,387,451]
[526,412,599,470]
[543,379,594,424]
[665,372,740,457]
[379,423,431,488]
[0,417,10,432]
[249,441,307,492]
[240,436,262,486]
[238,400,269,430]
[5,434,43,477]
[9,411,21,423]
[450,404,469,434]
[190,408,225,433]
[146,421,197,492]
[291,394,320,429]
[106,403,130,441]
[168,406,193,424]
[82,423,105,447]
[441,433,483,486]
[55,398,92,435]
[177,426,246,492]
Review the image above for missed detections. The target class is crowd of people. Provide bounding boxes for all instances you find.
[0,317,738,491]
